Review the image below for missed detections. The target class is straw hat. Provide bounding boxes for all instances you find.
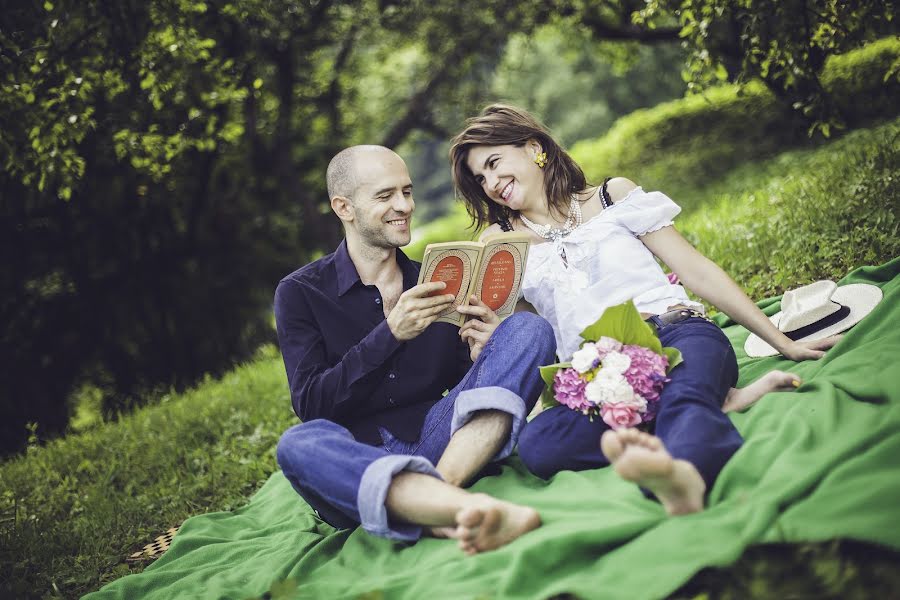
[744,280,882,357]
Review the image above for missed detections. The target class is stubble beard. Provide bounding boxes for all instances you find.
[356,217,410,250]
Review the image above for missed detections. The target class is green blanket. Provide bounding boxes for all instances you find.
[85,260,900,600]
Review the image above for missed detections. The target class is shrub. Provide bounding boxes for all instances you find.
[570,38,899,202]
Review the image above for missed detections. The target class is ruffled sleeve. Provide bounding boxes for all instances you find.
[607,187,681,236]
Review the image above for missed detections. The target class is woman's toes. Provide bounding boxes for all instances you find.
[600,430,625,460]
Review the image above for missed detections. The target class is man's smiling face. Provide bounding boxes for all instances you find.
[349,150,415,249]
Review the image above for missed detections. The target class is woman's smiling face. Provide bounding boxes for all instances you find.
[465,141,545,212]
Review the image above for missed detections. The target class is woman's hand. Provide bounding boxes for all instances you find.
[457,296,501,362]
[778,334,843,361]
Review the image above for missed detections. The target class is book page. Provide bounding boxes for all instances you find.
[471,232,531,321]
[416,241,484,326]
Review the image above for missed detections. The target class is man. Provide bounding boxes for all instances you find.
[275,145,555,554]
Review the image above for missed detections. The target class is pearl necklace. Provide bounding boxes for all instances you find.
[519,195,582,244]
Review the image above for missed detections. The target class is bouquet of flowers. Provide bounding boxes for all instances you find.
[539,300,683,430]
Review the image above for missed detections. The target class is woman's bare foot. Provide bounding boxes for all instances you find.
[600,429,706,516]
[722,370,800,413]
[453,494,541,555]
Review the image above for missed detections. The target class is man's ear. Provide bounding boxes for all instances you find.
[331,195,354,222]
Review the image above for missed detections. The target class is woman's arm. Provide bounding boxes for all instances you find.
[640,226,839,360]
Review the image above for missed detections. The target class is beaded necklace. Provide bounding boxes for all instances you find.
[519,195,583,242]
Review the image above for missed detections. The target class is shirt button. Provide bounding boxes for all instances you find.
[375,298,382,305]
[388,372,396,379]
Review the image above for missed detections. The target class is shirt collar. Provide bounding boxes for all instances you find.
[334,239,418,296]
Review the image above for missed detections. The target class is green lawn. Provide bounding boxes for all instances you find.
[2,119,899,599]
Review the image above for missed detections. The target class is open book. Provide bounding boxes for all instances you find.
[416,231,531,326]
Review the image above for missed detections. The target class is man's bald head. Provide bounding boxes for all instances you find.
[326,145,399,201]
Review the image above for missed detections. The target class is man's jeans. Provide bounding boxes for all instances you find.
[276,312,556,541]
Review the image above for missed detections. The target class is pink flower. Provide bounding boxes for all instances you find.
[667,272,680,285]
[621,345,669,403]
[601,402,643,430]
[553,368,591,412]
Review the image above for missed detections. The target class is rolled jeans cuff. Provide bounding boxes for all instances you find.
[357,454,442,541]
[451,386,527,461]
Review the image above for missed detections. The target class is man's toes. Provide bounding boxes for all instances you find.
[456,507,485,530]
[458,538,477,554]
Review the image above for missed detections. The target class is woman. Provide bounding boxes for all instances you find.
[448,104,839,515]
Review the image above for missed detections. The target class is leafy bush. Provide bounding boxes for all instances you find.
[570,37,899,201]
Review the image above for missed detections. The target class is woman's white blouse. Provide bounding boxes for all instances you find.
[521,187,703,361]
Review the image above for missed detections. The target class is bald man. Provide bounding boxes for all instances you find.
[274,146,555,553]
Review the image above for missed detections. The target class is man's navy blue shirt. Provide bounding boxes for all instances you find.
[274,240,472,446]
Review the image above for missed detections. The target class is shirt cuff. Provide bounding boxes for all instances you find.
[359,319,403,370]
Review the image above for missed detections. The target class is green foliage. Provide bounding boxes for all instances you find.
[638,0,898,132]
[670,540,900,600]
[0,0,572,454]
[404,208,480,262]
[0,346,294,599]
[570,37,900,203]
[490,25,687,148]
[579,301,664,354]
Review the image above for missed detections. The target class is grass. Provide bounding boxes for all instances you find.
[675,120,899,300]
[0,345,292,599]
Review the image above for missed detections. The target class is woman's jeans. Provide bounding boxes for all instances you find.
[518,318,741,492]
[276,312,556,541]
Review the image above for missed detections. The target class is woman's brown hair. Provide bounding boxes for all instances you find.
[449,104,588,230]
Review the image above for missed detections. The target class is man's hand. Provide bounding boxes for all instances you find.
[779,334,842,361]
[457,296,501,361]
[386,281,456,341]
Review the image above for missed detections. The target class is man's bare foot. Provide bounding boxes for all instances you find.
[426,526,458,539]
[600,429,706,516]
[722,370,800,413]
[453,494,541,555]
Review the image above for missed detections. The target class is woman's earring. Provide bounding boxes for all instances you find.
[534,152,548,168]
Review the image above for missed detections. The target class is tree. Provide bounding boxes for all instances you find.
[636,0,897,135]
[0,0,554,454]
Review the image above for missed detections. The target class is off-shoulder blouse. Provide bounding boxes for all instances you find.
[520,187,703,361]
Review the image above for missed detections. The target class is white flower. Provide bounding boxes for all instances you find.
[595,336,623,355]
[585,372,636,406]
[571,343,600,374]
[631,394,648,411]
[601,351,631,375]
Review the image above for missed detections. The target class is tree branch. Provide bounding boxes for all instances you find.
[380,55,458,148]
[580,18,680,43]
